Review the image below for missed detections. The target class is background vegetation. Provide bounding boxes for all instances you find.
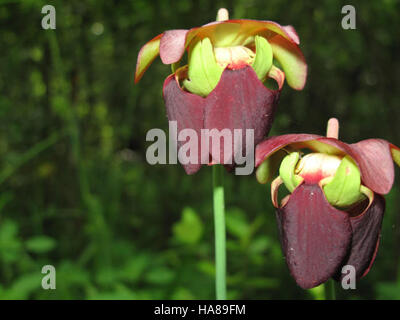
[0,0,399,299]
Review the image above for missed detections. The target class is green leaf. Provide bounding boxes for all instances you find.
[323,155,365,208]
[183,38,224,97]
[173,207,204,245]
[0,219,22,263]
[144,267,175,285]
[226,208,249,240]
[279,152,303,192]
[26,235,56,254]
[251,35,273,81]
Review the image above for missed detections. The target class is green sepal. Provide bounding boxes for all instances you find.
[256,150,286,184]
[251,35,273,81]
[279,152,303,193]
[323,155,366,208]
[183,38,224,97]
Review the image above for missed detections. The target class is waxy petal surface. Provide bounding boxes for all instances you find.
[204,66,280,165]
[163,66,281,173]
[276,184,352,289]
[163,74,206,174]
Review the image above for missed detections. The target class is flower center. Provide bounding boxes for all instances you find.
[295,153,342,184]
[214,45,255,70]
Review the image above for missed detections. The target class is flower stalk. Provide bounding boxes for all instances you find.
[213,164,227,300]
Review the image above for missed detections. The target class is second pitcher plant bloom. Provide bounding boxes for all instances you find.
[135,10,307,174]
[255,118,400,289]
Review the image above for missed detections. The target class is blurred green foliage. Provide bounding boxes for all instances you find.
[0,0,399,299]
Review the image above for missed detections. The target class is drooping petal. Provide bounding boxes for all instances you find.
[269,34,307,90]
[350,139,398,195]
[135,34,163,83]
[204,66,280,165]
[136,19,305,81]
[159,20,303,66]
[200,19,301,46]
[276,184,352,289]
[163,65,283,173]
[160,29,190,64]
[282,25,300,45]
[162,74,206,174]
[340,193,385,279]
[255,134,321,167]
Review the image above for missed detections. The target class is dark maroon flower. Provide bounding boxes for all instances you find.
[255,119,400,289]
[135,9,307,174]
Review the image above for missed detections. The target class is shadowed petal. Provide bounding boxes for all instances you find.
[276,184,352,289]
[162,74,206,174]
[344,194,385,278]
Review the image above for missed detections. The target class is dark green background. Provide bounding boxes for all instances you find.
[0,0,399,299]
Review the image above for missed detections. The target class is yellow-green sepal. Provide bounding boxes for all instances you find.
[251,35,273,81]
[279,152,303,193]
[256,150,286,184]
[323,155,366,208]
[183,37,224,97]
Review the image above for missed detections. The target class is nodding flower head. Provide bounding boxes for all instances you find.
[255,118,400,289]
[135,9,307,174]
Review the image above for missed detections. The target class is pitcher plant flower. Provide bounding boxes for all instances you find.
[255,118,400,289]
[135,8,307,174]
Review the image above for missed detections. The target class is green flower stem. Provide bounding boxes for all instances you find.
[325,280,336,300]
[213,164,227,300]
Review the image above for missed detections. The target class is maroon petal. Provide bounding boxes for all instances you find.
[204,66,280,165]
[255,134,321,167]
[160,29,189,64]
[276,184,352,289]
[162,74,206,174]
[342,194,385,278]
[349,139,396,194]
